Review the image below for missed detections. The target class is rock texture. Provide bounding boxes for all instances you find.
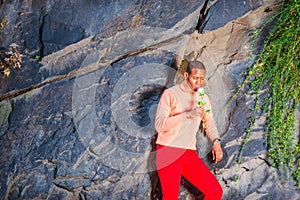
[0,0,299,200]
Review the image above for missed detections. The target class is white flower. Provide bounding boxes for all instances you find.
[197,87,205,96]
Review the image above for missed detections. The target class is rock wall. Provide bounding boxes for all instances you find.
[0,0,299,199]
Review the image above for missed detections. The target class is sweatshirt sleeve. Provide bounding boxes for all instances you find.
[155,89,184,133]
[203,95,219,142]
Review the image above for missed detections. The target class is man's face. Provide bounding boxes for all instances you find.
[185,68,206,91]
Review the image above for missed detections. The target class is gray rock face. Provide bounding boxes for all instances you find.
[0,0,299,200]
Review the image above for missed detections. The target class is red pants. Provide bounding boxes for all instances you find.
[156,145,223,200]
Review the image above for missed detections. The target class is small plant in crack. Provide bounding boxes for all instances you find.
[0,43,23,77]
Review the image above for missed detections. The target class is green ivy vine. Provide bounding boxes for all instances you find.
[239,0,299,187]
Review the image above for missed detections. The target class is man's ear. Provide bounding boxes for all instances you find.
[184,72,188,79]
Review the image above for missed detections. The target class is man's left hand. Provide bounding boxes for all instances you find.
[212,141,223,163]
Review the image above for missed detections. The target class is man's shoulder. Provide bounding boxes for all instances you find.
[168,84,180,91]
[163,84,180,95]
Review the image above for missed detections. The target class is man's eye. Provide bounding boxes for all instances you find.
[193,77,204,80]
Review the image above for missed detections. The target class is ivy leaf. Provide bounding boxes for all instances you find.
[3,68,10,77]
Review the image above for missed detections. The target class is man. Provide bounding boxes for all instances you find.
[155,60,223,200]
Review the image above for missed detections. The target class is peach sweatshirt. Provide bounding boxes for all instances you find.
[155,81,219,150]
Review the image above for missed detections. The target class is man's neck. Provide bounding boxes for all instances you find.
[181,80,196,94]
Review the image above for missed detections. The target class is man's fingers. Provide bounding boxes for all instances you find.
[216,152,223,163]
[212,150,223,163]
[212,150,216,162]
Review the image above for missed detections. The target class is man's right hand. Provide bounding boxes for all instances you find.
[186,107,205,119]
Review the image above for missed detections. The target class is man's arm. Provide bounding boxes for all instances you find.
[203,95,223,163]
[155,90,183,133]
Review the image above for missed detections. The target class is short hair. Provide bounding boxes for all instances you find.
[186,61,206,74]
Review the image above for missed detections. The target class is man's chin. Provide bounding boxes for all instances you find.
[194,87,200,91]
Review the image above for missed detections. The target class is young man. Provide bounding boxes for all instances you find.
[155,61,223,200]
